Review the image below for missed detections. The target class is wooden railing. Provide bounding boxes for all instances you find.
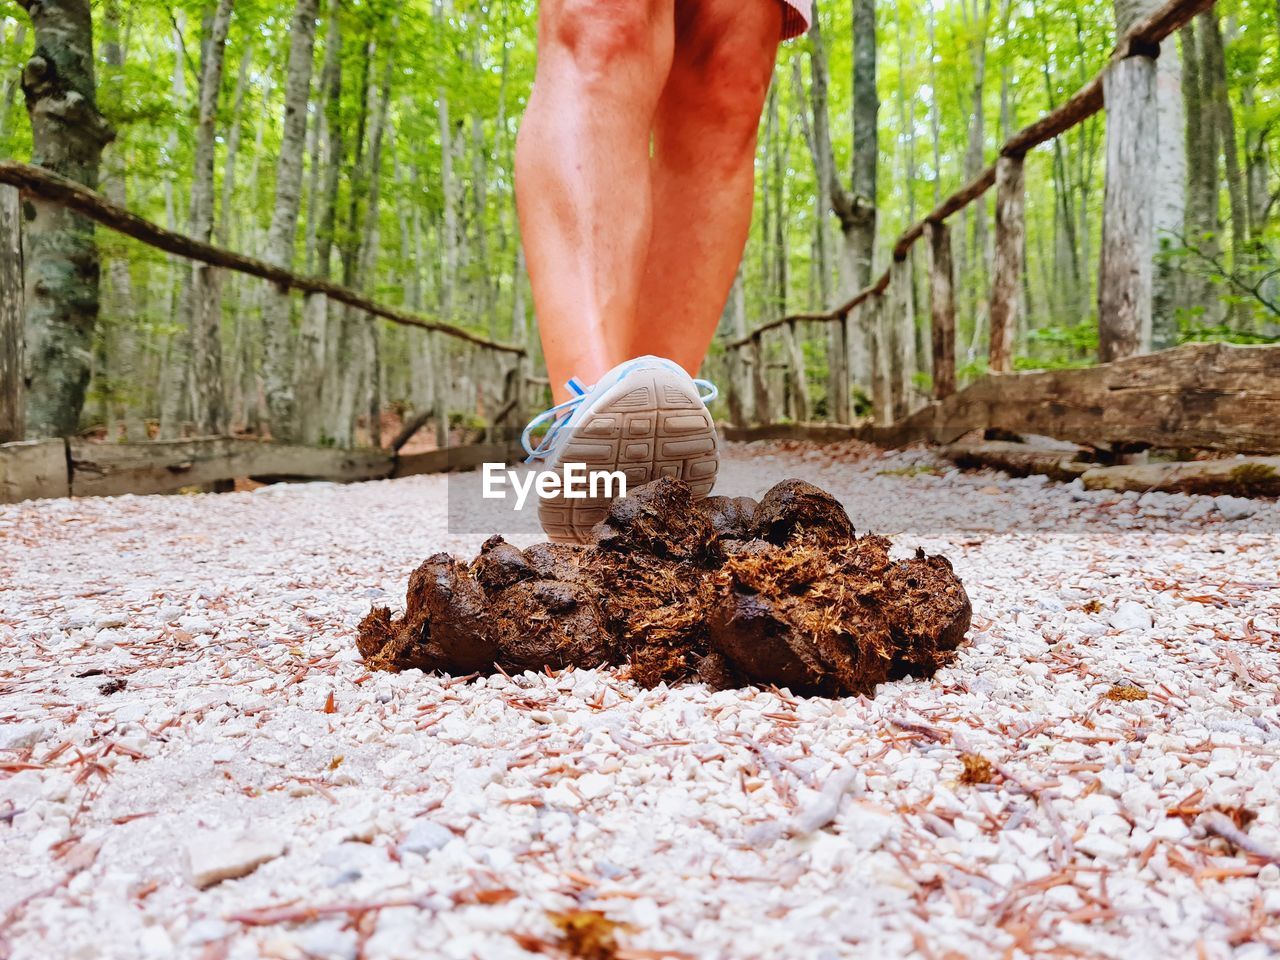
[722,0,1218,432]
[0,159,542,501]
[2,0,1267,503]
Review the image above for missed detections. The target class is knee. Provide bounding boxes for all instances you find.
[541,0,668,85]
[660,38,778,167]
[666,30,777,161]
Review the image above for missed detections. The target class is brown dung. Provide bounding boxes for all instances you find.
[357,477,972,697]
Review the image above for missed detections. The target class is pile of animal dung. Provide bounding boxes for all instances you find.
[357,478,972,697]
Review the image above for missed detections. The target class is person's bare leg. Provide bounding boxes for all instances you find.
[626,0,781,374]
[515,0,675,402]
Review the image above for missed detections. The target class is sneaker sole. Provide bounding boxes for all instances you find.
[537,366,718,544]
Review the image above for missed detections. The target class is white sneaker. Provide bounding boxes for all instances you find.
[521,356,719,543]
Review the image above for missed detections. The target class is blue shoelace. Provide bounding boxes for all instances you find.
[521,375,718,463]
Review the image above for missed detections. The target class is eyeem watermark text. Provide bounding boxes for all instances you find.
[481,462,627,510]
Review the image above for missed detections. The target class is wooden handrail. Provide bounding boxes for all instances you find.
[0,161,526,356]
[891,163,999,261]
[725,0,1211,352]
[1114,0,1215,57]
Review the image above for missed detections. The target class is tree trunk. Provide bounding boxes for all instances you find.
[471,110,493,328]
[1098,55,1156,362]
[326,29,374,451]
[99,0,147,439]
[261,0,318,440]
[769,79,789,320]
[805,0,872,388]
[160,13,187,374]
[438,93,458,319]
[305,0,340,277]
[216,47,253,249]
[1240,82,1267,244]
[959,0,993,360]
[0,186,22,441]
[850,0,878,291]
[1151,36,1186,349]
[790,57,842,421]
[295,292,328,444]
[1181,21,1222,325]
[1198,11,1246,328]
[16,0,114,438]
[0,23,27,143]
[437,1,458,320]
[926,5,942,208]
[167,0,234,439]
[217,45,252,431]
[355,54,393,447]
[1117,0,1186,351]
[295,0,341,441]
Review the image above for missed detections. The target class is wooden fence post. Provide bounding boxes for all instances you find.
[893,259,917,419]
[927,220,957,399]
[725,344,747,427]
[431,331,450,450]
[750,334,771,426]
[989,154,1026,373]
[827,317,850,425]
[884,295,902,424]
[835,312,852,423]
[884,262,913,422]
[0,185,22,442]
[782,319,809,423]
[512,352,528,450]
[847,302,864,415]
[1098,55,1156,362]
[868,297,892,427]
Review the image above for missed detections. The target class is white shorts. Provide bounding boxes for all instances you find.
[780,0,812,39]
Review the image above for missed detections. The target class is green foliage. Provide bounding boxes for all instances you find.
[1020,321,1100,368]
[0,0,1275,430]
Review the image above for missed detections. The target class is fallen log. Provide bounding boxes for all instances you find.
[720,422,865,444]
[941,439,1280,497]
[67,438,393,498]
[942,441,1092,483]
[391,441,521,479]
[1080,457,1280,497]
[863,343,1280,454]
[0,440,69,503]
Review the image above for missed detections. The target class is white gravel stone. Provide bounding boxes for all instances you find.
[1108,599,1154,632]
[2,441,1277,959]
[0,722,47,750]
[399,819,454,856]
[1076,833,1129,861]
[185,831,287,889]
[1214,495,1257,521]
[790,768,860,836]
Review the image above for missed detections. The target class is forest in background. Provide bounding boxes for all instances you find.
[0,0,1276,442]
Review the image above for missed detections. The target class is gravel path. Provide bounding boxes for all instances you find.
[2,441,1278,960]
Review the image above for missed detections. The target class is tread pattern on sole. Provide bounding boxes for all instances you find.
[538,369,718,543]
